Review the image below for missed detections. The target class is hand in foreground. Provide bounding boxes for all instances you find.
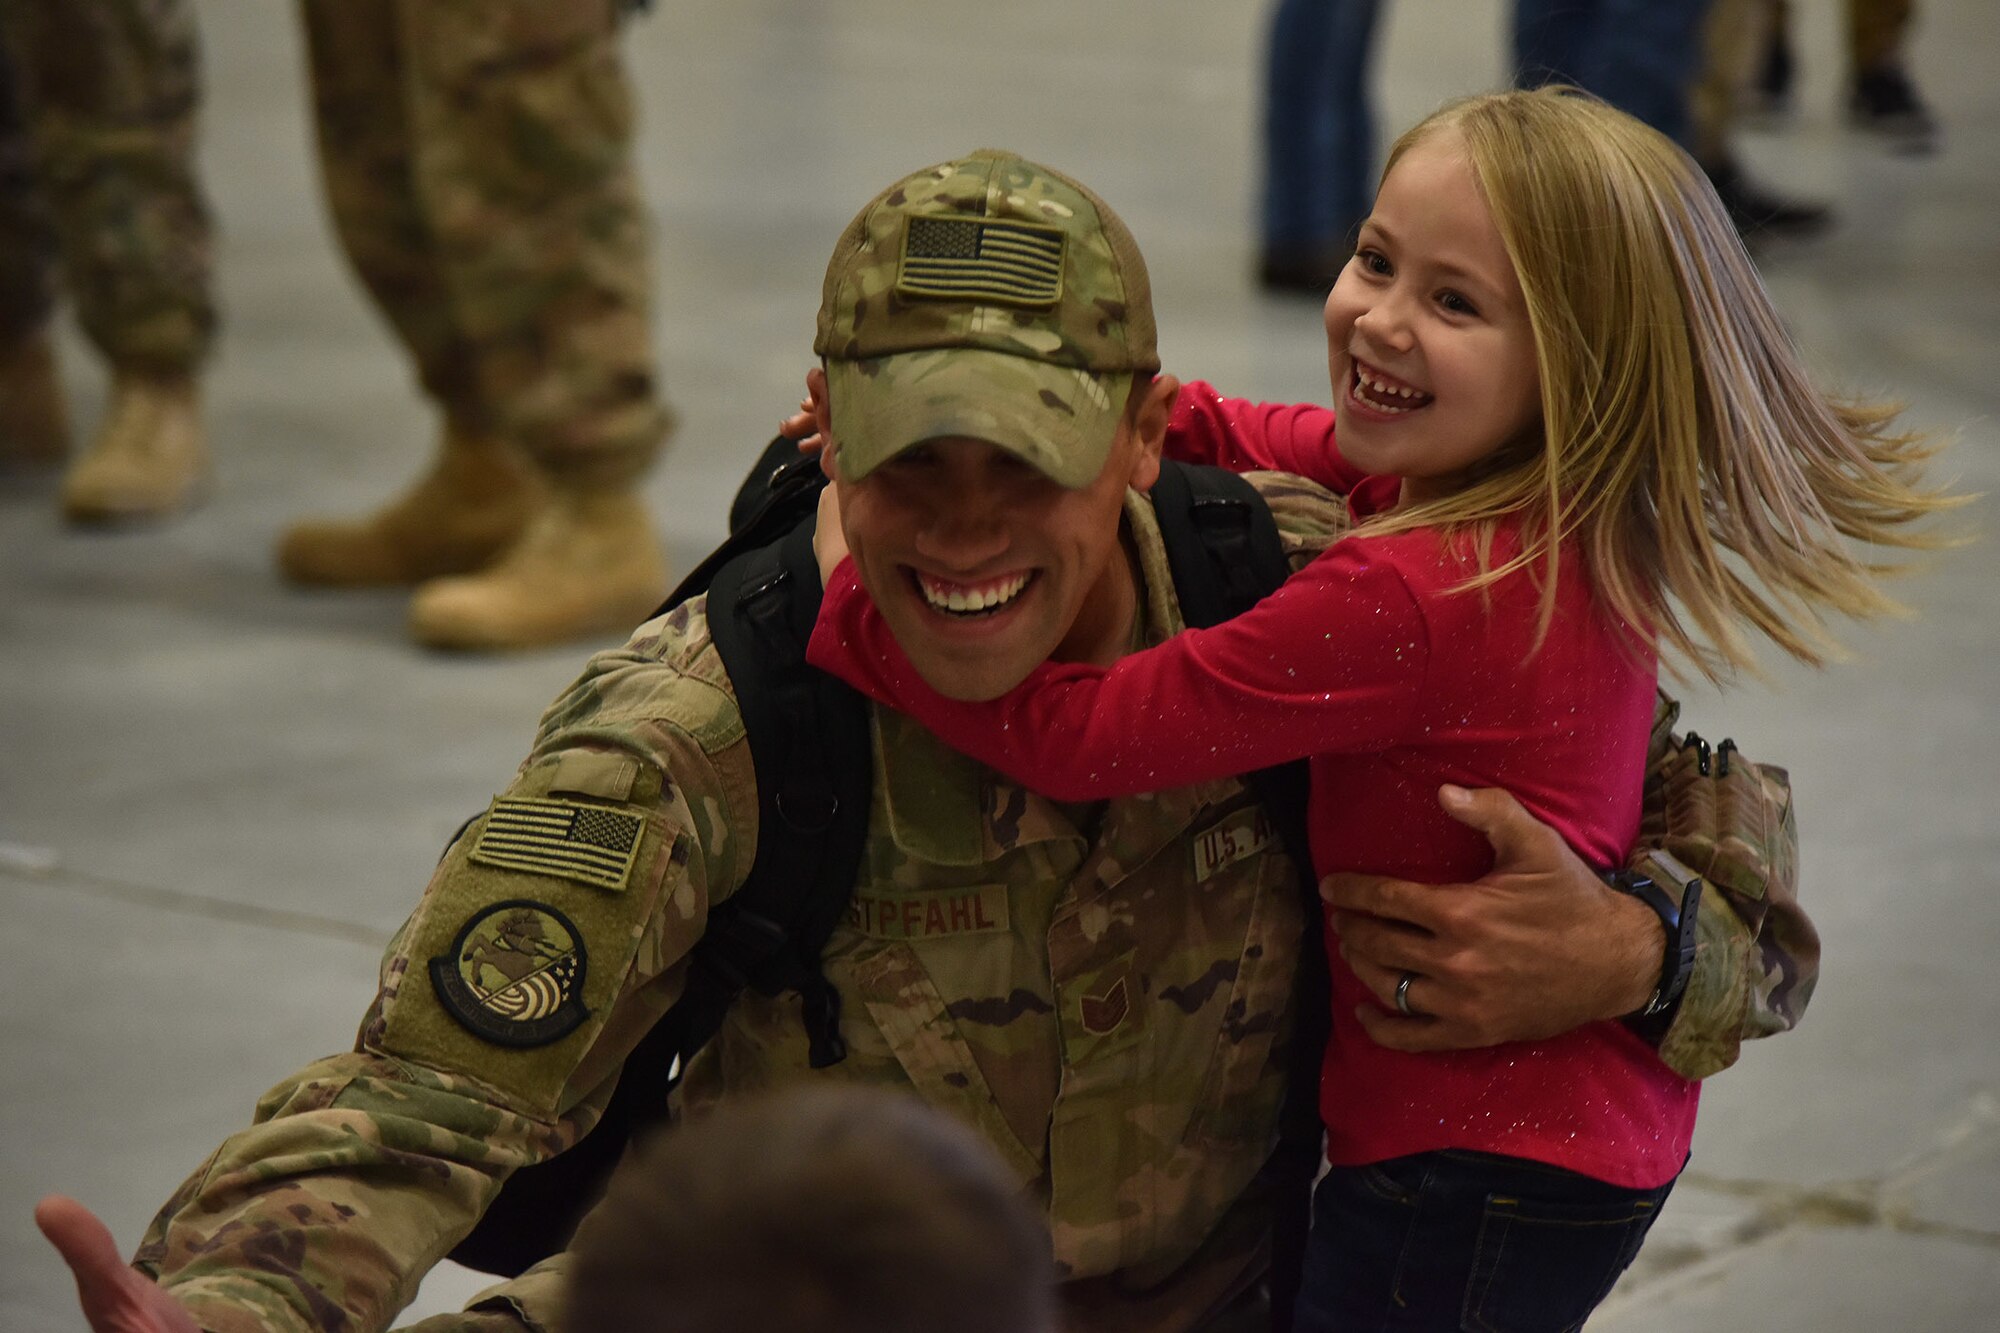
[1323,785,1662,1052]
[36,1195,201,1333]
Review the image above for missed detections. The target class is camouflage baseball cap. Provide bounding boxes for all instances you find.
[813,149,1160,488]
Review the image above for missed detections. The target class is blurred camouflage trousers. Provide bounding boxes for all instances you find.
[1691,0,1769,165]
[1693,0,1920,161]
[0,0,215,372]
[300,0,668,490]
[1766,0,1916,74]
[1847,0,1914,72]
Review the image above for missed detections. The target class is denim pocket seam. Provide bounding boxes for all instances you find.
[1357,1160,1422,1207]
[1463,1199,1654,1333]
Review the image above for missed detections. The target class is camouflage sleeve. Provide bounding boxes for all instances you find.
[393,1255,568,1333]
[134,606,758,1333]
[1246,469,1353,571]
[1629,694,1819,1081]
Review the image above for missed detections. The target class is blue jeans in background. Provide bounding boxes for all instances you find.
[1291,1149,1676,1332]
[1260,0,1384,262]
[1511,0,1713,146]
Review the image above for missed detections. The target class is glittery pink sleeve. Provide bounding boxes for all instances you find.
[1166,380,1366,494]
[806,544,1427,801]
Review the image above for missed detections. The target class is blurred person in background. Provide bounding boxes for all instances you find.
[1511,0,1829,239]
[1756,0,1938,152]
[1691,0,1833,238]
[1511,0,1707,145]
[277,0,673,652]
[1256,0,1385,296]
[0,0,213,522]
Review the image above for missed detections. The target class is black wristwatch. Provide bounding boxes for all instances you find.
[1604,853,1702,1034]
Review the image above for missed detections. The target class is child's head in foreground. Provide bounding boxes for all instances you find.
[1329,85,1955,680]
[563,1085,1058,1333]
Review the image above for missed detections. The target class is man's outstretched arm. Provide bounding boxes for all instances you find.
[47,631,755,1333]
[1327,698,1815,1079]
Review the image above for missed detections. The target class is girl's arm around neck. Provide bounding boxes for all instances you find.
[806,544,1428,800]
[1168,380,1368,494]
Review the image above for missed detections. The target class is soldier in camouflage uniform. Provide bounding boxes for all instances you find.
[0,0,213,520]
[274,0,673,651]
[39,151,1816,1333]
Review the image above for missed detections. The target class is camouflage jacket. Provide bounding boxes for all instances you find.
[135,475,1815,1333]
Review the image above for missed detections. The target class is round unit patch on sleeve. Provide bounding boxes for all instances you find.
[429,900,591,1048]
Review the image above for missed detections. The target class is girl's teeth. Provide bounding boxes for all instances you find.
[1364,371,1419,398]
[1355,367,1427,414]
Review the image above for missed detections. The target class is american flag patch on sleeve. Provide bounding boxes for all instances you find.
[896,216,1066,308]
[470,796,644,893]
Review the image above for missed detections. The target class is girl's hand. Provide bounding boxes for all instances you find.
[813,482,849,587]
[782,396,824,454]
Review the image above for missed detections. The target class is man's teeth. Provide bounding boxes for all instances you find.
[1354,366,1431,413]
[919,572,1031,615]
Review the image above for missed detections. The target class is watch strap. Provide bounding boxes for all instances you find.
[1606,855,1703,1032]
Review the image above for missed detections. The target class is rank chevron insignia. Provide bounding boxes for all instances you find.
[1080,976,1130,1036]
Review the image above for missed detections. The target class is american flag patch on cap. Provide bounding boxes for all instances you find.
[471,796,643,893]
[896,216,1065,307]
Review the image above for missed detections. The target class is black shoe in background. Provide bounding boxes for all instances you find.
[1849,65,1940,155]
[1706,159,1834,239]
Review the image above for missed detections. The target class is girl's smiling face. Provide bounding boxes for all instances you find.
[1324,130,1543,506]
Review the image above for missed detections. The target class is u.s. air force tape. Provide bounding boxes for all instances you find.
[470,796,642,893]
[429,900,590,1048]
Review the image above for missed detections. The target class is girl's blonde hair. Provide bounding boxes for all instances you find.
[1363,86,1961,682]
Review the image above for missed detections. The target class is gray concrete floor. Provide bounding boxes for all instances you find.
[3,1,1995,1328]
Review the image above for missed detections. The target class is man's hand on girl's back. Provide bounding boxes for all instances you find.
[1324,785,1662,1051]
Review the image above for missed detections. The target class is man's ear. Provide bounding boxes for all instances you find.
[806,366,837,479]
[1124,373,1179,492]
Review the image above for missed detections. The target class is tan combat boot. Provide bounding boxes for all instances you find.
[0,329,70,467]
[277,421,545,586]
[60,371,206,521]
[407,486,668,651]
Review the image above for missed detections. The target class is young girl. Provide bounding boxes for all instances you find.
[805,89,1955,1329]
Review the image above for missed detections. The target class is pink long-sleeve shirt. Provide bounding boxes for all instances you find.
[806,382,1696,1187]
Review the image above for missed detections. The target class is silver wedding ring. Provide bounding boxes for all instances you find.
[1394,971,1418,1017]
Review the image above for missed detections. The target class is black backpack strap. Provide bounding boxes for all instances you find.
[451,482,873,1277]
[1150,460,1323,1333]
[1149,461,1311,867]
[1149,459,1295,631]
[652,435,827,617]
[699,514,872,1064]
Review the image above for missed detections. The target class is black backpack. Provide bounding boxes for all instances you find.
[450,437,1325,1329]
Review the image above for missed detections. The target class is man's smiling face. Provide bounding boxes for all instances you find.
[819,373,1171,702]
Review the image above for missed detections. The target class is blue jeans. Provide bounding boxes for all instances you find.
[1511,0,1712,146]
[1292,1150,1676,1332]
[1261,0,1384,253]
